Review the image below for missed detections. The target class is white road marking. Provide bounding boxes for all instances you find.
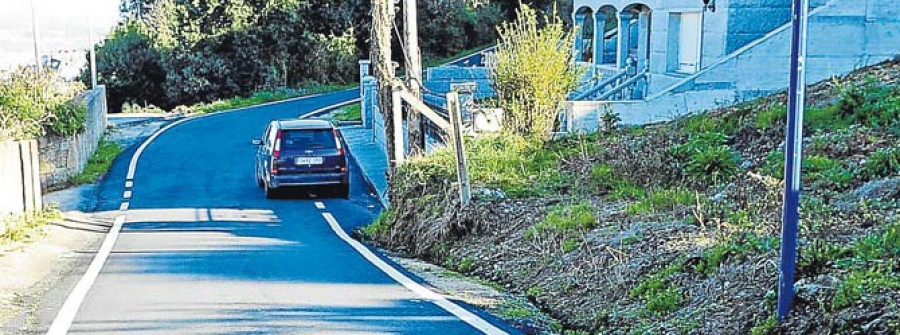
[46,216,125,335]
[298,98,361,119]
[314,202,326,210]
[47,89,362,335]
[320,213,507,335]
[123,191,132,199]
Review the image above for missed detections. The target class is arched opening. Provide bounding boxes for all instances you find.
[574,7,595,63]
[619,4,652,71]
[596,6,618,65]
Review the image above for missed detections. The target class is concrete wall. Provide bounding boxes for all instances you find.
[0,140,42,235]
[38,86,108,190]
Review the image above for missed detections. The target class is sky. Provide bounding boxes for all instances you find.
[0,0,121,71]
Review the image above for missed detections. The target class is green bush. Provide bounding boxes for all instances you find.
[72,140,123,185]
[490,4,583,138]
[0,69,87,140]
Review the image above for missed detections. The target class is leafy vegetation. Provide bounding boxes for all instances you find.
[490,4,582,138]
[1,207,62,243]
[72,140,124,185]
[630,263,683,315]
[0,69,87,140]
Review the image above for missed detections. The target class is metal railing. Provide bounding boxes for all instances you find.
[596,68,649,101]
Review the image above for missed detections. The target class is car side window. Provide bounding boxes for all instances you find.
[262,125,272,148]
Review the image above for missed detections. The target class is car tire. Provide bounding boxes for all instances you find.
[255,167,264,188]
[265,184,278,199]
[336,184,350,199]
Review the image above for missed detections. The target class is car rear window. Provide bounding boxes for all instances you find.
[281,129,337,150]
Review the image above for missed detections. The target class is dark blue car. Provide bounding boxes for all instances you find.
[252,119,349,199]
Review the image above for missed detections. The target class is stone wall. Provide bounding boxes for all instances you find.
[38,86,108,190]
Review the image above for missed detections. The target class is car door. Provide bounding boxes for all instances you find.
[258,124,273,179]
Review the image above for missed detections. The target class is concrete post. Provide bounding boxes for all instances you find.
[636,11,651,72]
[574,14,586,62]
[450,82,477,124]
[362,76,377,129]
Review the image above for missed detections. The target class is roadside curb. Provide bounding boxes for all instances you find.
[344,136,390,209]
[295,99,388,209]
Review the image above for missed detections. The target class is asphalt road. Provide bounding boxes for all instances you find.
[60,90,511,334]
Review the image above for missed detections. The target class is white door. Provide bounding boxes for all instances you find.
[678,12,702,73]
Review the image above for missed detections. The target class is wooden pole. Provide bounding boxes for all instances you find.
[371,0,397,172]
[392,86,405,165]
[403,0,425,156]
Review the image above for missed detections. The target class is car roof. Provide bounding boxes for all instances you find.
[275,119,334,130]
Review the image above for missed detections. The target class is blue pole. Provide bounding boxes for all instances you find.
[777,0,809,321]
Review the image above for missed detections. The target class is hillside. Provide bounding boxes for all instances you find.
[363,58,900,334]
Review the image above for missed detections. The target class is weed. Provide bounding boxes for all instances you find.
[526,286,544,297]
[754,106,787,129]
[750,315,779,335]
[360,211,393,239]
[838,79,900,128]
[693,234,778,275]
[674,132,740,184]
[1,207,62,243]
[863,147,900,179]
[72,140,123,185]
[526,202,597,237]
[458,257,476,272]
[562,238,580,253]
[630,263,683,316]
[607,182,647,201]
[832,267,900,309]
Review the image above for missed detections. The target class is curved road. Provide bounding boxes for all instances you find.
[58,90,511,334]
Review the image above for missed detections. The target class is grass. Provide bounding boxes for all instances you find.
[72,140,123,185]
[624,188,695,216]
[360,210,393,239]
[192,83,356,114]
[750,316,779,335]
[1,207,61,243]
[629,263,683,316]
[693,234,779,275]
[525,202,597,238]
[332,103,362,122]
[832,267,900,309]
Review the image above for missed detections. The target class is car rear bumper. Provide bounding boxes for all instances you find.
[269,172,348,188]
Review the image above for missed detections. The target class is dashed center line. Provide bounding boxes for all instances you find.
[119,202,129,211]
[314,202,326,210]
[125,180,133,188]
[123,190,132,199]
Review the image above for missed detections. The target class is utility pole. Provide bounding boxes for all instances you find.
[31,0,43,71]
[777,0,810,321]
[371,0,399,172]
[403,0,425,155]
[88,1,98,88]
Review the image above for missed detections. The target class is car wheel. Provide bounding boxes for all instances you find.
[255,166,264,188]
[336,184,350,199]
[265,183,278,199]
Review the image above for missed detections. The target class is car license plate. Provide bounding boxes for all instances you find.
[295,157,323,165]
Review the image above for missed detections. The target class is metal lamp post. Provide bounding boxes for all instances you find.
[777,0,810,321]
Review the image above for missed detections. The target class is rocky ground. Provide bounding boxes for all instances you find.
[364,59,900,334]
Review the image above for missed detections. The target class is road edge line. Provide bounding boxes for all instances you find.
[48,89,358,335]
[297,98,361,120]
[46,215,125,335]
[320,213,507,335]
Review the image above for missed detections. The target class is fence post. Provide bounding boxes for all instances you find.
[447,91,471,206]
[449,82,476,124]
[29,140,41,211]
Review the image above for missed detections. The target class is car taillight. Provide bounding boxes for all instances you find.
[333,129,344,156]
[271,129,282,175]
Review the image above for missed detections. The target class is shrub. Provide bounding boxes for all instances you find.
[838,80,900,128]
[0,69,87,140]
[490,4,583,138]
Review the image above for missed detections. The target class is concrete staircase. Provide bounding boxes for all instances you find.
[566,0,900,131]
